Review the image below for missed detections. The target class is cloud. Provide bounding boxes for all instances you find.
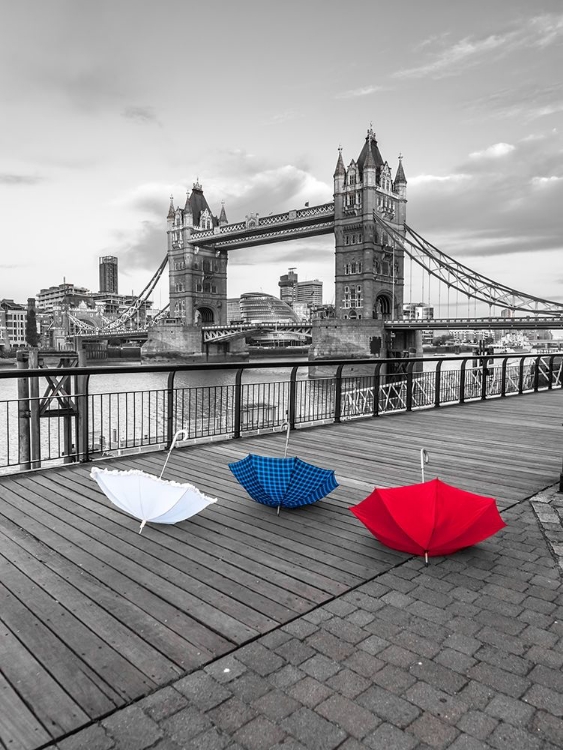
[335,85,385,99]
[0,173,43,185]
[112,161,333,273]
[261,110,301,125]
[122,105,161,125]
[407,130,563,288]
[469,143,515,159]
[464,82,563,122]
[395,13,563,79]
[408,174,470,186]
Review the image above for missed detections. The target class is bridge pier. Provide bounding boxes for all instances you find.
[309,320,421,361]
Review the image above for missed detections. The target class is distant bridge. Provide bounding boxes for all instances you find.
[201,322,312,344]
[388,316,563,331]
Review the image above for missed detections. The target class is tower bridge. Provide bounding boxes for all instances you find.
[82,126,563,361]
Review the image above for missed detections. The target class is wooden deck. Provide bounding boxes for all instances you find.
[1,390,562,749]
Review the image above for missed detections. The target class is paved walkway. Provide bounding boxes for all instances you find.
[45,489,563,750]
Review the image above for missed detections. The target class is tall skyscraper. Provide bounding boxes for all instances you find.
[99,256,118,294]
[279,268,298,305]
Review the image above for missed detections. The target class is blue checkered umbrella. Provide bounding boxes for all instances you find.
[228,453,338,513]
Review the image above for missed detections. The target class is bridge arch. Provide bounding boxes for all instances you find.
[373,293,392,319]
[195,307,215,324]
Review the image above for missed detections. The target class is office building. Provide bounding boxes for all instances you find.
[99,256,119,294]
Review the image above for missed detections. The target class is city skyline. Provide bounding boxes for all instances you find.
[1,0,562,311]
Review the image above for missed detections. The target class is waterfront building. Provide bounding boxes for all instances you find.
[0,299,26,350]
[37,283,93,312]
[278,269,323,308]
[99,256,119,294]
[240,292,299,323]
[227,298,242,324]
[403,302,434,320]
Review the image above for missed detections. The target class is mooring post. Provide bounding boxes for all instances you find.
[16,351,31,471]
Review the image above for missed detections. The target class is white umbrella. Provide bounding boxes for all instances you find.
[90,430,217,532]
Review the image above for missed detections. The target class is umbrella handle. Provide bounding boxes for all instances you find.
[159,429,189,479]
[281,421,290,458]
[420,449,429,483]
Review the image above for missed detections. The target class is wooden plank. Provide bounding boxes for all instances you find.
[54,468,333,607]
[34,471,316,619]
[0,580,118,716]
[9,475,278,637]
[0,531,179,693]
[0,619,89,736]
[0,487,236,656]
[0,672,52,750]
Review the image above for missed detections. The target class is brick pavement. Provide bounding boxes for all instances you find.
[46,491,563,750]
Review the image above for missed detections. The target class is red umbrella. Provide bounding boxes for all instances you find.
[351,477,506,565]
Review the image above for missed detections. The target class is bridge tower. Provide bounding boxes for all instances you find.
[334,127,407,322]
[167,181,228,326]
[311,128,413,361]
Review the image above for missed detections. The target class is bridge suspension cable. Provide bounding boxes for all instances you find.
[373,213,563,316]
[104,255,169,331]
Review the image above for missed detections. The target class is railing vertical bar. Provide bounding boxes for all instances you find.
[233,368,244,439]
[459,359,467,404]
[406,362,415,411]
[288,366,298,429]
[166,371,176,448]
[533,356,541,392]
[334,365,344,423]
[434,359,443,408]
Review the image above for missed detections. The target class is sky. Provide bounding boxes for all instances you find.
[1,0,562,313]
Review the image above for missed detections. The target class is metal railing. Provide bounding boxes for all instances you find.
[0,352,561,474]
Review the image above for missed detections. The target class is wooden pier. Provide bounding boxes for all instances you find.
[1,389,562,749]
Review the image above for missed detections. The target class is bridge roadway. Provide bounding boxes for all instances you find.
[1,389,562,749]
[75,315,563,346]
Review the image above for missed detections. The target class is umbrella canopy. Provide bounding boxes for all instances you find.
[228,454,338,511]
[91,466,217,533]
[351,478,506,560]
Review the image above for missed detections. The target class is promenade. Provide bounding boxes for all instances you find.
[1,389,562,750]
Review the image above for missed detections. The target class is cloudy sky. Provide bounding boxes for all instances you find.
[1,0,562,312]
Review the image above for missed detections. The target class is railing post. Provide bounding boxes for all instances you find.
[16,352,31,471]
[518,356,525,394]
[459,359,467,404]
[500,357,508,397]
[77,373,91,462]
[434,359,443,408]
[406,361,415,411]
[28,348,41,469]
[372,362,382,417]
[288,365,298,429]
[480,357,488,400]
[233,367,244,439]
[334,364,344,423]
[547,355,556,390]
[533,356,541,392]
[165,370,177,447]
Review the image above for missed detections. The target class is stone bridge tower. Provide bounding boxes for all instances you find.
[334,127,407,322]
[167,180,228,326]
[311,128,413,360]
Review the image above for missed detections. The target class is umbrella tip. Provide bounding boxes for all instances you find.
[139,520,147,534]
[424,551,429,567]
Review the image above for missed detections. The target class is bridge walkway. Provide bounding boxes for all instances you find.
[1,390,562,749]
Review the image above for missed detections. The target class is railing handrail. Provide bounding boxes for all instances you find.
[2,351,562,381]
[1,352,562,475]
